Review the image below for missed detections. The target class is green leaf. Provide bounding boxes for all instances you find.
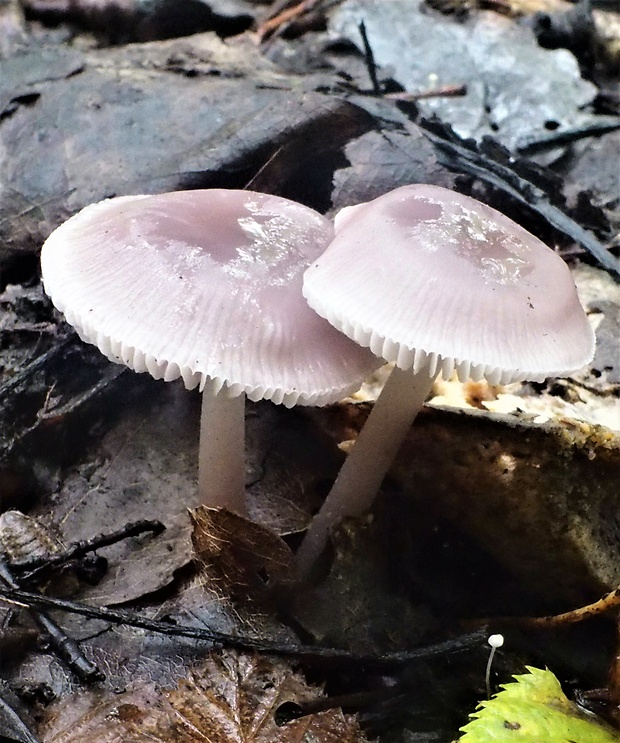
[459,666,620,742]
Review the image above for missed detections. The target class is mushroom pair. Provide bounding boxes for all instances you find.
[40,189,380,516]
[295,184,595,575]
[41,185,594,579]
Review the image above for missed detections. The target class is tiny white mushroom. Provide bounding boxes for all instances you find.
[486,633,505,698]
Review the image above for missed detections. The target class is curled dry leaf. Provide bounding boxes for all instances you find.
[42,650,370,743]
[154,507,299,650]
[190,505,297,602]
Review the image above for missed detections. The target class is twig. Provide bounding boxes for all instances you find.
[517,118,620,156]
[0,338,71,400]
[468,584,620,631]
[0,559,103,683]
[35,363,126,422]
[2,363,126,459]
[359,20,381,96]
[11,520,165,575]
[514,585,620,628]
[386,85,467,101]
[257,0,320,40]
[285,685,398,717]
[0,585,486,670]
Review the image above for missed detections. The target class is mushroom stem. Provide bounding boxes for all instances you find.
[295,366,434,578]
[199,391,247,515]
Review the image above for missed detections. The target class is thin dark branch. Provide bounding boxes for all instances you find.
[290,685,398,716]
[359,20,381,96]
[517,118,620,156]
[0,338,71,400]
[0,560,102,683]
[0,585,485,670]
[36,363,126,421]
[11,520,165,575]
[1,363,125,459]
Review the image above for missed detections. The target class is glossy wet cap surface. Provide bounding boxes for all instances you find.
[41,190,380,405]
[304,184,595,383]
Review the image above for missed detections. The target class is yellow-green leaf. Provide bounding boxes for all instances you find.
[459,666,619,742]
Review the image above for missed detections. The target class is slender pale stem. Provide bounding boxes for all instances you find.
[198,392,247,515]
[295,366,434,578]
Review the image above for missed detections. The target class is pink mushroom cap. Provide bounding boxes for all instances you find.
[41,189,380,406]
[294,185,596,575]
[304,184,595,385]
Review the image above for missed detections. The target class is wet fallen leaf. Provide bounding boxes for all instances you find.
[331,128,456,212]
[42,650,371,742]
[51,384,202,607]
[0,35,374,264]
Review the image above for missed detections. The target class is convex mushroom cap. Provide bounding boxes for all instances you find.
[296,183,595,577]
[41,189,379,405]
[41,189,381,514]
[305,184,595,384]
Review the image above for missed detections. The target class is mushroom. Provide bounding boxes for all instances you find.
[295,183,595,575]
[40,189,380,516]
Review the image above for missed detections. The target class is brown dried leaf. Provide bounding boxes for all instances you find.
[155,508,298,650]
[190,506,296,602]
[43,651,370,743]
